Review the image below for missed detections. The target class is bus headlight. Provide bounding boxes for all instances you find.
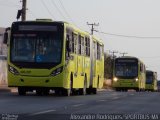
[50,66,63,76]
[113,77,118,82]
[135,78,138,82]
[8,65,19,75]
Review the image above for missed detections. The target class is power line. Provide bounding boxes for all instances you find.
[58,0,75,24]
[28,9,36,18]
[40,0,55,19]
[0,3,20,8]
[50,0,66,20]
[96,30,160,39]
[137,55,160,59]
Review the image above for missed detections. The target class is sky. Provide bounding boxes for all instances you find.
[1,0,160,79]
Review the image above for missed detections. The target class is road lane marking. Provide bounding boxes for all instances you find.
[30,109,56,116]
[98,99,106,102]
[72,104,84,107]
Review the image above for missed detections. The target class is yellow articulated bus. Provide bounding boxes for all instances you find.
[112,56,146,92]
[145,70,157,92]
[4,19,104,96]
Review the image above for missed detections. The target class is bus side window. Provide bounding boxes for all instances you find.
[81,36,84,55]
[78,35,81,55]
[71,33,74,53]
[88,38,90,56]
[73,34,78,54]
[85,37,90,57]
[85,37,87,56]
[66,34,70,52]
[97,43,100,60]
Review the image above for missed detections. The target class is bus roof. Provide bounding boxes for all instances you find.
[92,35,103,45]
[12,20,103,44]
[116,56,145,64]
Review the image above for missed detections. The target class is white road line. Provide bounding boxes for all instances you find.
[72,104,84,107]
[98,99,106,102]
[30,109,56,116]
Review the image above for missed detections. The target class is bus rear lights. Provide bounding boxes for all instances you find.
[113,77,118,82]
[50,66,63,76]
[8,65,19,75]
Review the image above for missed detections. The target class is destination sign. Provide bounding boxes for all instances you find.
[117,59,137,63]
[19,25,58,31]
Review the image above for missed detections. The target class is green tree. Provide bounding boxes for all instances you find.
[104,52,114,79]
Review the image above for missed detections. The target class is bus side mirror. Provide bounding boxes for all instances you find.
[3,32,8,44]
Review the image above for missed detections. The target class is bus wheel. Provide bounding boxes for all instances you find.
[36,89,43,96]
[136,88,140,92]
[54,89,60,96]
[62,88,71,96]
[86,88,91,94]
[43,88,49,95]
[92,88,97,94]
[18,87,26,96]
[115,88,120,91]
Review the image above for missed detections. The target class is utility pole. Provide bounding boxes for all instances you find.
[22,0,27,21]
[87,22,99,35]
[120,52,128,57]
[109,50,118,59]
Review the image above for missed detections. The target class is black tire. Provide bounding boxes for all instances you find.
[55,89,60,96]
[62,88,71,96]
[92,88,97,94]
[36,89,43,96]
[18,87,26,96]
[115,88,121,91]
[86,88,91,95]
[43,88,49,95]
[136,88,140,92]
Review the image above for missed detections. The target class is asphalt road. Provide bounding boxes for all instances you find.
[0,90,160,120]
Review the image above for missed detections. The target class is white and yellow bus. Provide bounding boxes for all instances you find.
[4,20,104,96]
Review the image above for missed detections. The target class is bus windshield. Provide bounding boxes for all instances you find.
[146,73,153,84]
[11,33,62,63]
[115,59,138,78]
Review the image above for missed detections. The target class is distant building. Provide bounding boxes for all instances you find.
[0,27,7,55]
